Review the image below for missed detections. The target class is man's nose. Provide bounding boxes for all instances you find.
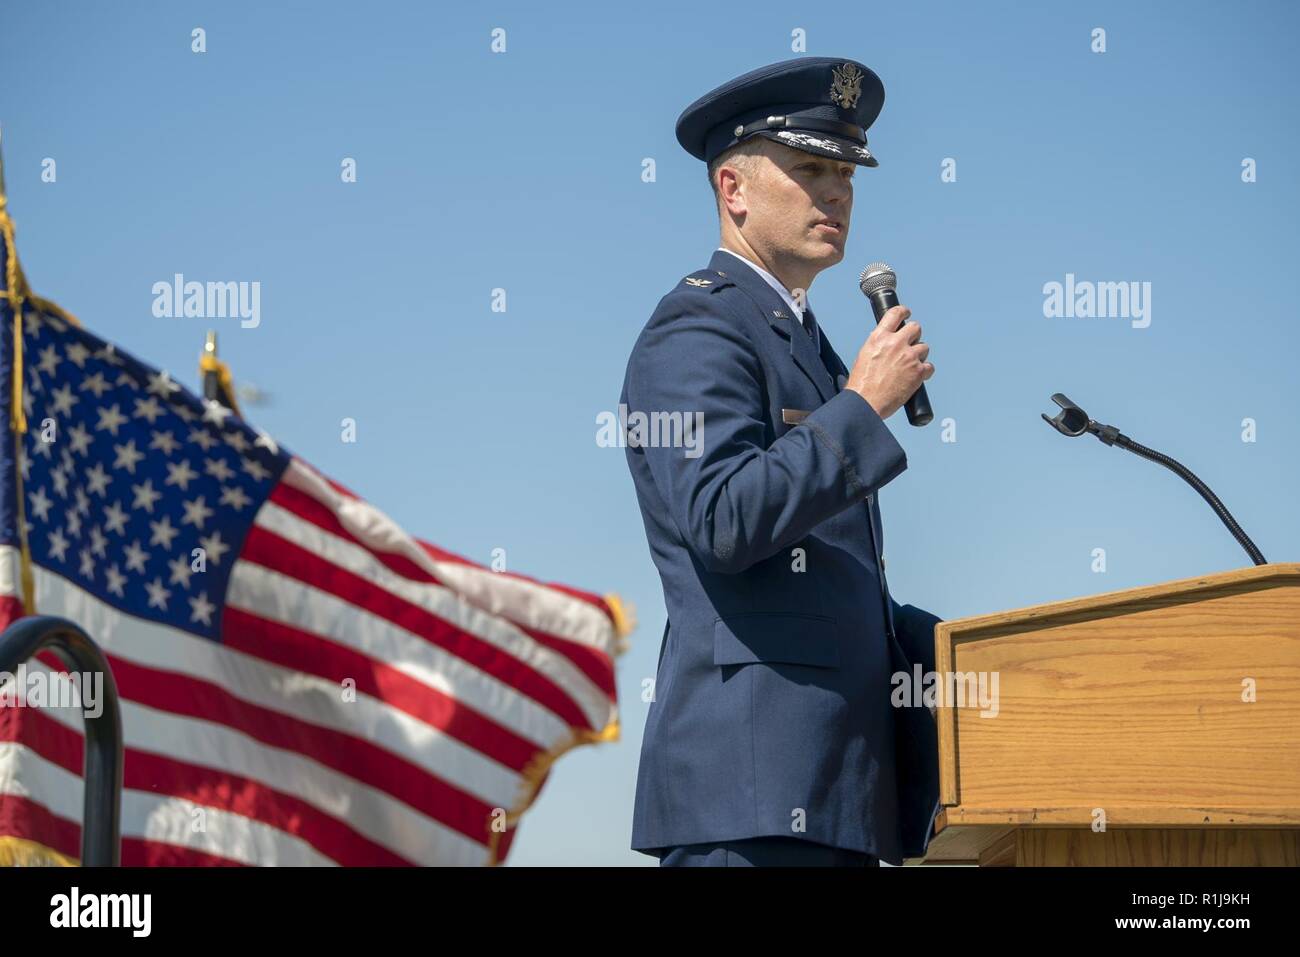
[823,193,851,220]
[825,179,852,205]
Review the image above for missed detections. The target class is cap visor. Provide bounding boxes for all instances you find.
[756,129,878,167]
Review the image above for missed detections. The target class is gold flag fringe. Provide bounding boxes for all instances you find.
[0,178,37,612]
[483,593,633,865]
[0,835,78,867]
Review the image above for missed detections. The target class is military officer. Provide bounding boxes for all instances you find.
[621,57,943,867]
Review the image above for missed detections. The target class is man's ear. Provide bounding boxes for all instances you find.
[718,165,748,218]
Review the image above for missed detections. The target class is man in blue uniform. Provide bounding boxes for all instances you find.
[621,57,942,867]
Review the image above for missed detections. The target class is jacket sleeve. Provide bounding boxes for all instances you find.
[891,600,942,676]
[623,288,908,575]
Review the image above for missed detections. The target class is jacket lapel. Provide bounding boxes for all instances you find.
[708,249,835,403]
[709,250,895,635]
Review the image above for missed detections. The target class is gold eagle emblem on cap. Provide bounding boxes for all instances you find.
[829,62,864,109]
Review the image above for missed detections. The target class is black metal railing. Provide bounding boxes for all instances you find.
[0,615,122,866]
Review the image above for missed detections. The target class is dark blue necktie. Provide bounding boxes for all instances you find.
[801,304,819,350]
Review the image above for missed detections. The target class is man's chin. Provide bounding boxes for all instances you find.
[810,239,846,264]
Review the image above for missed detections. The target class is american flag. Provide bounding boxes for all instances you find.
[0,223,626,866]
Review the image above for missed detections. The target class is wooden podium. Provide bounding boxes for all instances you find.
[909,563,1300,866]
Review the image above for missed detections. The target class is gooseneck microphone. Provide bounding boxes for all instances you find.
[1042,393,1267,566]
[858,263,933,427]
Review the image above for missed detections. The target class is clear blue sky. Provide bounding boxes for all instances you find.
[2,1,1297,865]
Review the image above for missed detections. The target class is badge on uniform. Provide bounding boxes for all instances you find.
[782,408,810,425]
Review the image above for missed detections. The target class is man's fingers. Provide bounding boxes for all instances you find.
[878,305,910,332]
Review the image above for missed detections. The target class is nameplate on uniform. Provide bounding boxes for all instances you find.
[781,408,811,425]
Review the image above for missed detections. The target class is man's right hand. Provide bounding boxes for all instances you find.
[844,305,934,420]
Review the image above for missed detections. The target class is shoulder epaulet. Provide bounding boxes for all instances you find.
[676,268,734,293]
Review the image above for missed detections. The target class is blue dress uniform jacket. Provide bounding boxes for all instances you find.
[622,248,941,865]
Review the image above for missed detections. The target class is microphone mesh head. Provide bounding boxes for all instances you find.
[859,262,896,296]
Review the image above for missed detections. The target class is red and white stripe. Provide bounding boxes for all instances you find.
[0,458,623,865]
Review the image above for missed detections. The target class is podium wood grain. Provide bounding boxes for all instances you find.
[912,563,1300,866]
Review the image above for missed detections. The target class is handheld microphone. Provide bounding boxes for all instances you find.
[858,263,933,427]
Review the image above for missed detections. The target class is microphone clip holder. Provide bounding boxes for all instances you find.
[1041,393,1120,445]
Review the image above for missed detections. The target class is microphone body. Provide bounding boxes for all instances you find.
[860,264,933,427]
